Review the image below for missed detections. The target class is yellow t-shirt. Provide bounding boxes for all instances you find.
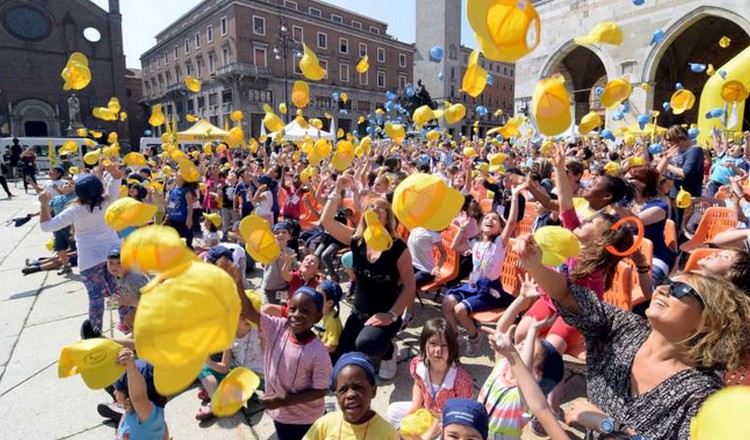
[315,312,343,349]
[303,411,399,440]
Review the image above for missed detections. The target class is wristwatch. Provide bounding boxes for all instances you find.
[599,417,615,434]
[387,310,399,322]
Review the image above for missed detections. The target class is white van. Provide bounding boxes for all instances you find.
[0,137,87,174]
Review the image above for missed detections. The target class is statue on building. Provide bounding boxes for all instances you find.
[67,94,82,129]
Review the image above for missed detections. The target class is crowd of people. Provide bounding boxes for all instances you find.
[14,122,750,440]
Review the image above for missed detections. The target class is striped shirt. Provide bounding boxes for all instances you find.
[478,358,528,439]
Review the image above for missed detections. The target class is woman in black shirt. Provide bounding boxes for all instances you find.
[320,175,415,381]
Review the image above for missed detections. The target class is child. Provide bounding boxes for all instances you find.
[387,318,474,429]
[302,352,399,440]
[282,253,321,303]
[195,290,265,420]
[201,212,221,248]
[695,249,750,293]
[314,280,344,353]
[240,282,332,440]
[440,398,490,440]
[478,275,564,440]
[261,223,294,304]
[253,183,274,225]
[106,244,148,334]
[114,348,170,440]
[442,182,525,355]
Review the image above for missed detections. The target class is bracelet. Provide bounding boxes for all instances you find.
[637,265,650,274]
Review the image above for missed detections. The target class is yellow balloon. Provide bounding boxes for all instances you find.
[292,81,310,108]
[356,55,370,73]
[462,50,488,98]
[149,104,166,127]
[299,43,327,81]
[341,92,348,104]
[184,75,202,93]
[230,110,244,122]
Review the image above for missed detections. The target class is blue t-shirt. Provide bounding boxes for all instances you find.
[642,199,676,268]
[117,404,165,440]
[669,146,704,197]
[50,193,77,216]
[235,181,256,217]
[166,186,190,222]
[710,152,748,185]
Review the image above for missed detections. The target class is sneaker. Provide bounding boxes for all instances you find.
[80,319,102,340]
[97,402,125,423]
[400,311,414,331]
[21,266,40,276]
[378,342,398,380]
[463,334,481,357]
[57,265,72,275]
[195,404,214,421]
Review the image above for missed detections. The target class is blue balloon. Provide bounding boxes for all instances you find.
[366,127,374,134]
[612,111,624,121]
[476,105,488,116]
[595,87,604,97]
[405,86,416,97]
[332,92,340,101]
[385,91,397,101]
[719,70,728,80]
[662,102,671,112]
[429,46,444,62]
[651,29,665,45]
[675,82,684,90]
[689,63,707,73]
[144,130,153,136]
[601,128,615,141]
[352,130,359,137]
[394,103,402,111]
[339,109,348,114]
[486,74,494,86]
[438,72,445,81]
[637,114,650,130]
[648,143,663,155]
[706,108,725,119]
[633,0,645,5]
[384,102,394,112]
[619,101,630,113]
[688,128,700,139]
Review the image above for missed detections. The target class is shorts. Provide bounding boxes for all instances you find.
[524,298,583,348]
[446,282,514,313]
[198,365,227,383]
[53,227,71,252]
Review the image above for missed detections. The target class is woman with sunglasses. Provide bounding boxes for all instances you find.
[513,233,750,440]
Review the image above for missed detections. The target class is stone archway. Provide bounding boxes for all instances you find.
[643,7,750,127]
[12,99,59,137]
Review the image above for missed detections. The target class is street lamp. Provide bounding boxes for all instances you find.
[274,17,301,122]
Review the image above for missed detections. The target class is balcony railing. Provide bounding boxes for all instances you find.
[215,62,272,78]
[166,83,187,94]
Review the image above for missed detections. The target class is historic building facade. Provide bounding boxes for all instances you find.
[140,0,414,138]
[514,0,750,131]
[0,0,140,145]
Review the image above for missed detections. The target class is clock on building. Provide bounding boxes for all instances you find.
[2,4,52,42]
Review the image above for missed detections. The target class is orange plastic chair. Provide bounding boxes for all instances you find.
[515,202,539,237]
[628,238,653,308]
[341,198,361,226]
[683,248,718,273]
[480,198,493,214]
[298,194,320,231]
[714,186,731,201]
[664,219,678,254]
[679,207,737,253]
[471,239,525,325]
[419,225,460,294]
[603,261,634,311]
[471,187,487,202]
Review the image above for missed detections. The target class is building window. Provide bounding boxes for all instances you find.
[510,69,514,77]
[320,59,328,78]
[352,20,362,29]
[175,66,181,82]
[331,14,343,24]
[164,52,169,65]
[377,70,386,88]
[309,7,321,17]
[339,38,348,54]
[156,57,160,68]
[207,24,214,42]
[220,16,228,35]
[358,43,367,57]
[285,0,297,9]
[359,71,368,86]
[377,47,385,63]
[253,16,266,36]
[222,48,229,65]
[292,25,303,42]
[186,62,192,76]
[166,71,172,84]
[184,38,190,54]
[399,75,407,89]
[340,64,349,82]
[195,32,201,49]
[254,47,267,67]
[249,88,273,103]
[370,26,380,35]
[208,53,215,73]
[357,101,370,112]
[197,96,205,109]
[196,58,203,77]
[399,53,406,68]
[209,93,218,106]
[317,32,327,49]
[174,45,179,60]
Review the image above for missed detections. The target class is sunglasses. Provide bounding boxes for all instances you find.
[659,279,705,308]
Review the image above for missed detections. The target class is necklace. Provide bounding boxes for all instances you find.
[426,360,448,403]
[338,414,372,440]
[269,329,306,398]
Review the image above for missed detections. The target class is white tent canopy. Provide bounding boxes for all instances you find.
[267,118,336,141]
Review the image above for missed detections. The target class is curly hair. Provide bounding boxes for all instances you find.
[570,213,634,290]
[677,272,750,371]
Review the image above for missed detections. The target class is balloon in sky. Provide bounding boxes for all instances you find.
[299,43,326,81]
[650,29,665,45]
[429,46,444,62]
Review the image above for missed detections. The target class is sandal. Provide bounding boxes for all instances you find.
[195,405,214,421]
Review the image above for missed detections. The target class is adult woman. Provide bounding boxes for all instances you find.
[165,168,197,248]
[39,163,129,336]
[514,234,750,440]
[320,175,415,381]
[20,148,37,193]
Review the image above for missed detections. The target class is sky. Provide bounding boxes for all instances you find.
[90,0,475,69]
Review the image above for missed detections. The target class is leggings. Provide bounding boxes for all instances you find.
[335,311,401,365]
[273,421,312,440]
[169,220,194,249]
[0,175,10,196]
[22,168,36,191]
[315,241,344,278]
[80,262,132,330]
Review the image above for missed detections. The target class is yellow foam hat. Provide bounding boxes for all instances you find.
[178,159,200,183]
[83,149,101,166]
[676,187,692,208]
[58,338,125,389]
[239,215,280,265]
[356,55,369,73]
[360,136,373,154]
[462,50,488,98]
[186,114,199,123]
[211,367,261,416]
[69,166,80,175]
[315,138,333,157]
[475,162,489,174]
[385,122,406,145]
[400,409,435,437]
[425,130,441,142]
[227,126,244,148]
[263,104,285,133]
[292,80,310,108]
[413,105,443,128]
[670,89,696,115]
[467,0,540,62]
[363,210,393,252]
[532,75,571,136]
[578,111,603,135]
[61,52,92,91]
[463,146,478,158]
[202,212,222,228]
[719,36,731,48]
[135,261,241,395]
[123,152,147,167]
[392,173,464,231]
[299,43,327,81]
[604,162,621,176]
[60,140,79,155]
[691,386,750,439]
[93,107,118,121]
[444,103,467,125]
[105,197,157,231]
[76,128,88,137]
[149,104,166,127]
[721,80,749,102]
[121,225,194,273]
[574,21,622,46]
[533,226,580,266]
[202,143,213,156]
[185,75,202,93]
[600,78,632,109]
